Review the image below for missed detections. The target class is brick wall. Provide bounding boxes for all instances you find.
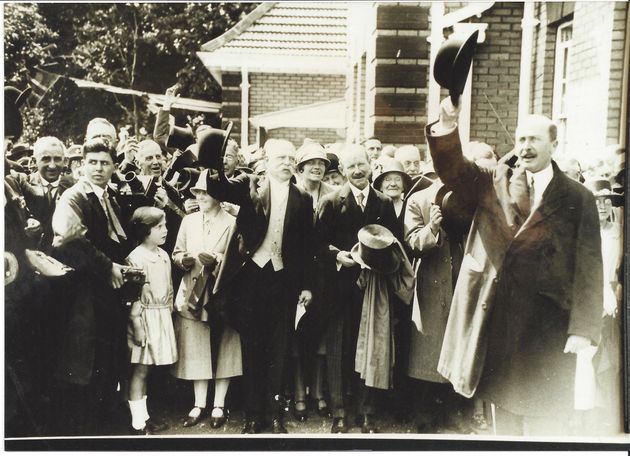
[221,71,242,145]
[530,2,556,117]
[248,72,346,144]
[469,2,524,156]
[369,3,431,146]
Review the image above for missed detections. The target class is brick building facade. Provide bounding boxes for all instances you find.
[198,2,628,166]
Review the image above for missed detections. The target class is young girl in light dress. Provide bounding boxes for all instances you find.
[126,207,178,434]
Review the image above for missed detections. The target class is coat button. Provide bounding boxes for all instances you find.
[481,303,488,310]
[493,278,498,284]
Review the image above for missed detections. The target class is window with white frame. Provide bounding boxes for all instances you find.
[552,21,573,156]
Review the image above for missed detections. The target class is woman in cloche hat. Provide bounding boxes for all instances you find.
[170,170,242,430]
[290,140,338,421]
[584,176,623,432]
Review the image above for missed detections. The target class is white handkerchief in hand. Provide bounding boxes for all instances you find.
[574,345,598,411]
[295,303,306,330]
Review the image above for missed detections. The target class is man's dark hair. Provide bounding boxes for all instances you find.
[82,138,117,160]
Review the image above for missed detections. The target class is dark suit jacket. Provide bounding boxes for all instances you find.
[315,183,399,320]
[207,172,316,326]
[12,172,74,252]
[51,178,131,386]
[427,122,603,416]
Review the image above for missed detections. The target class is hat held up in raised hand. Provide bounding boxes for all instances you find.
[433,30,479,106]
[197,121,234,173]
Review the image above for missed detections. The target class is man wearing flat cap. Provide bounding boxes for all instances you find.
[429,97,603,435]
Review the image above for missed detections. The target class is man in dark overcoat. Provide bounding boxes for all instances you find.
[315,144,400,433]
[430,98,603,435]
[51,138,132,436]
[207,138,315,434]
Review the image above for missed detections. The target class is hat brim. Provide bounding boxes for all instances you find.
[350,242,400,275]
[373,170,413,194]
[596,193,624,207]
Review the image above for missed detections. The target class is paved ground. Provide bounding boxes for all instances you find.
[136,370,490,436]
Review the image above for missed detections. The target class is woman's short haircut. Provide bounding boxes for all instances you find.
[129,206,166,242]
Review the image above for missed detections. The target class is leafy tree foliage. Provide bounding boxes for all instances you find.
[5,3,257,143]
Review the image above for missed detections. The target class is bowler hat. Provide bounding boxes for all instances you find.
[7,143,33,161]
[584,177,624,207]
[166,124,195,151]
[197,122,234,172]
[350,224,401,274]
[296,142,330,171]
[5,86,31,139]
[373,158,413,193]
[433,30,479,104]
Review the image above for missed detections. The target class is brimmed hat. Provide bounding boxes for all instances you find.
[372,158,413,193]
[65,144,83,160]
[434,31,479,105]
[166,124,195,151]
[296,142,330,170]
[584,177,624,207]
[190,168,209,193]
[325,152,340,175]
[350,224,401,274]
[7,143,33,161]
[5,86,31,139]
[197,122,234,173]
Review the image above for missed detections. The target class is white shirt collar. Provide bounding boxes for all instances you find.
[348,182,369,201]
[525,163,554,206]
[34,172,60,188]
[81,176,107,199]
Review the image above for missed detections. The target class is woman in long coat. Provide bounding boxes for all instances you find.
[171,171,242,429]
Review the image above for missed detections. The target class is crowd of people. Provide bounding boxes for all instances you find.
[4,85,625,438]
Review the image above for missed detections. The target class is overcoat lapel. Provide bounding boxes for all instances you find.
[363,187,379,224]
[515,166,567,237]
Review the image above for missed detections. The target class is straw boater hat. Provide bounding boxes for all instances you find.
[584,176,624,207]
[350,224,401,275]
[296,141,330,171]
[372,158,413,193]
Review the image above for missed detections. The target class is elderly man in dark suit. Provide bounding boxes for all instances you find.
[206,138,315,434]
[430,98,603,436]
[315,144,399,434]
[11,136,74,252]
[51,138,132,436]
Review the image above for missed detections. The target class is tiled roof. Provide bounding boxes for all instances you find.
[200,2,347,59]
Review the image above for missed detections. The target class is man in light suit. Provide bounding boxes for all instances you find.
[315,145,399,433]
[51,138,132,435]
[206,138,315,434]
[430,98,603,435]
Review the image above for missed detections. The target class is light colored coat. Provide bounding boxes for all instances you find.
[173,209,234,321]
[404,181,459,383]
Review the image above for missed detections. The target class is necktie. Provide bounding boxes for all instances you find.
[103,192,127,242]
[356,192,365,212]
[45,184,53,206]
[528,176,536,212]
